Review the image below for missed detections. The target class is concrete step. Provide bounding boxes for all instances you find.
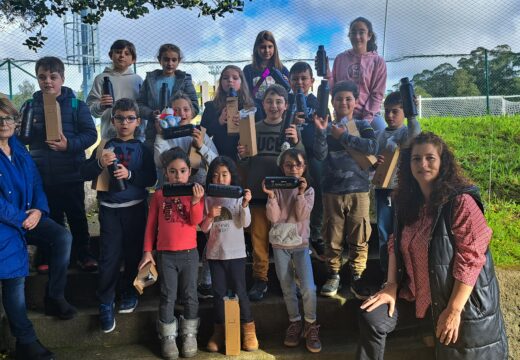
[3,330,435,360]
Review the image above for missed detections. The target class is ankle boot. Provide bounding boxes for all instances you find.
[16,340,55,360]
[207,323,225,352]
[179,315,199,358]
[157,319,179,360]
[241,321,259,351]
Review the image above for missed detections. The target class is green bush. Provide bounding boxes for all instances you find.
[419,115,520,266]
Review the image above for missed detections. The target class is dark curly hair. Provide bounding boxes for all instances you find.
[394,132,472,224]
[206,156,241,188]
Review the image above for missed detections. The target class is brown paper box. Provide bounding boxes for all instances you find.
[91,139,110,191]
[372,147,400,188]
[133,262,158,295]
[224,296,241,356]
[344,118,377,170]
[189,127,207,169]
[226,97,239,134]
[43,93,62,141]
[239,112,257,157]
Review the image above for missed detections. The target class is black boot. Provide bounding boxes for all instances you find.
[16,340,55,360]
[44,297,77,320]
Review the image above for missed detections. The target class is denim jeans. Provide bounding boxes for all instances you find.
[273,247,317,323]
[375,189,394,273]
[26,217,72,299]
[1,277,37,344]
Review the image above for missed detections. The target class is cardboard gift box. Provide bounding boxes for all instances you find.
[43,93,62,141]
[226,96,240,134]
[345,118,377,170]
[189,126,207,170]
[224,296,241,356]
[133,262,158,295]
[238,111,257,157]
[91,139,111,191]
[372,147,400,188]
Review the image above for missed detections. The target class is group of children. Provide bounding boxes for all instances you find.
[14,17,421,360]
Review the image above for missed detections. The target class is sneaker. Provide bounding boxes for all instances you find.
[248,280,268,301]
[37,263,49,274]
[350,274,373,300]
[16,340,55,360]
[44,297,77,320]
[77,255,98,272]
[283,320,303,347]
[303,321,322,353]
[119,294,138,313]
[197,283,214,299]
[99,303,116,333]
[320,274,341,297]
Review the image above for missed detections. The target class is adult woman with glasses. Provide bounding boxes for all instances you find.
[0,97,71,360]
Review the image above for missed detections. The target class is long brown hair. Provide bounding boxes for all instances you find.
[213,65,254,112]
[394,132,471,224]
[251,30,284,71]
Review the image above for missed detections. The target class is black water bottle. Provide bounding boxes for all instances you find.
[264,176,300,190]
[19,100,34,143]
[316,45,327,77]
[399,77,418,118]
[317,80,330,118]
[295,87,307,121]
[160,83,169,111]
[102,77,114,108]
[108,157,127,192]
[269,67,291,92]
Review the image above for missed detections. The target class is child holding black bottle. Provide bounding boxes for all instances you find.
[80,98,157,333]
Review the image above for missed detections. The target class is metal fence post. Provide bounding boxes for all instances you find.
[418,95,422,118]
[7,59,13,100]
[484,49,490,115]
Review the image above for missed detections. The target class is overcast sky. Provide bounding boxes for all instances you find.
[1,0,519,94]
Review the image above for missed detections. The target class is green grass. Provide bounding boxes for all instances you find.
[419,115,520,266]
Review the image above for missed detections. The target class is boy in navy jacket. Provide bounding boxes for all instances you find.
[81,98,156,333]
[24,56,98,271]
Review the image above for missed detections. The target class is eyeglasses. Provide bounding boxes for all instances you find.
[113,115,138,123]
[0,116,16,125]
[283,162,304,170]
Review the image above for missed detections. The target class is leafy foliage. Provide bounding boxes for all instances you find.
[0,0,248,51]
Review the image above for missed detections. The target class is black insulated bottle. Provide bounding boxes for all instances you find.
[108,158,127,192]
[163,183,195,197]
[316,45,327,77]
[264,176,300,189]
[19,100,34,143]
[399,77,418,118]
[317,80,330,118]
[102,77,114,108]
[160,83,169,111]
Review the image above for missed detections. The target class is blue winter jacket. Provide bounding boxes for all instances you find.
[25,87,97,186]
[0,136,49,279]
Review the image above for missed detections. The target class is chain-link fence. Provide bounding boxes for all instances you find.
[1,0,519,117]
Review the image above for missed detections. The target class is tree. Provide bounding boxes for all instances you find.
[458,45,520,96]
[452,69,480,97]
[412,63,457,97]
[0,0,248,51]
[11,80,35,109]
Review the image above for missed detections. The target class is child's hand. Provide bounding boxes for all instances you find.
[331,124,346,140]
[313,113,329,131]
[191,183,204,204]
[293,112,305,125]
[242,189,252,208]
[208,205,222,219]
[231,112,240,128]
[113,163,129,180]
[100,150,117,168]
[285,124,299,145]
[261,179,275,199]
[376,155,385,165]
[138,251,155,270]
[100,95,114,108]
[237,144,249,158]
[297,177,307,195]
[192,128,204,150]
[46,132,68,151]
[218,107,228,126]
